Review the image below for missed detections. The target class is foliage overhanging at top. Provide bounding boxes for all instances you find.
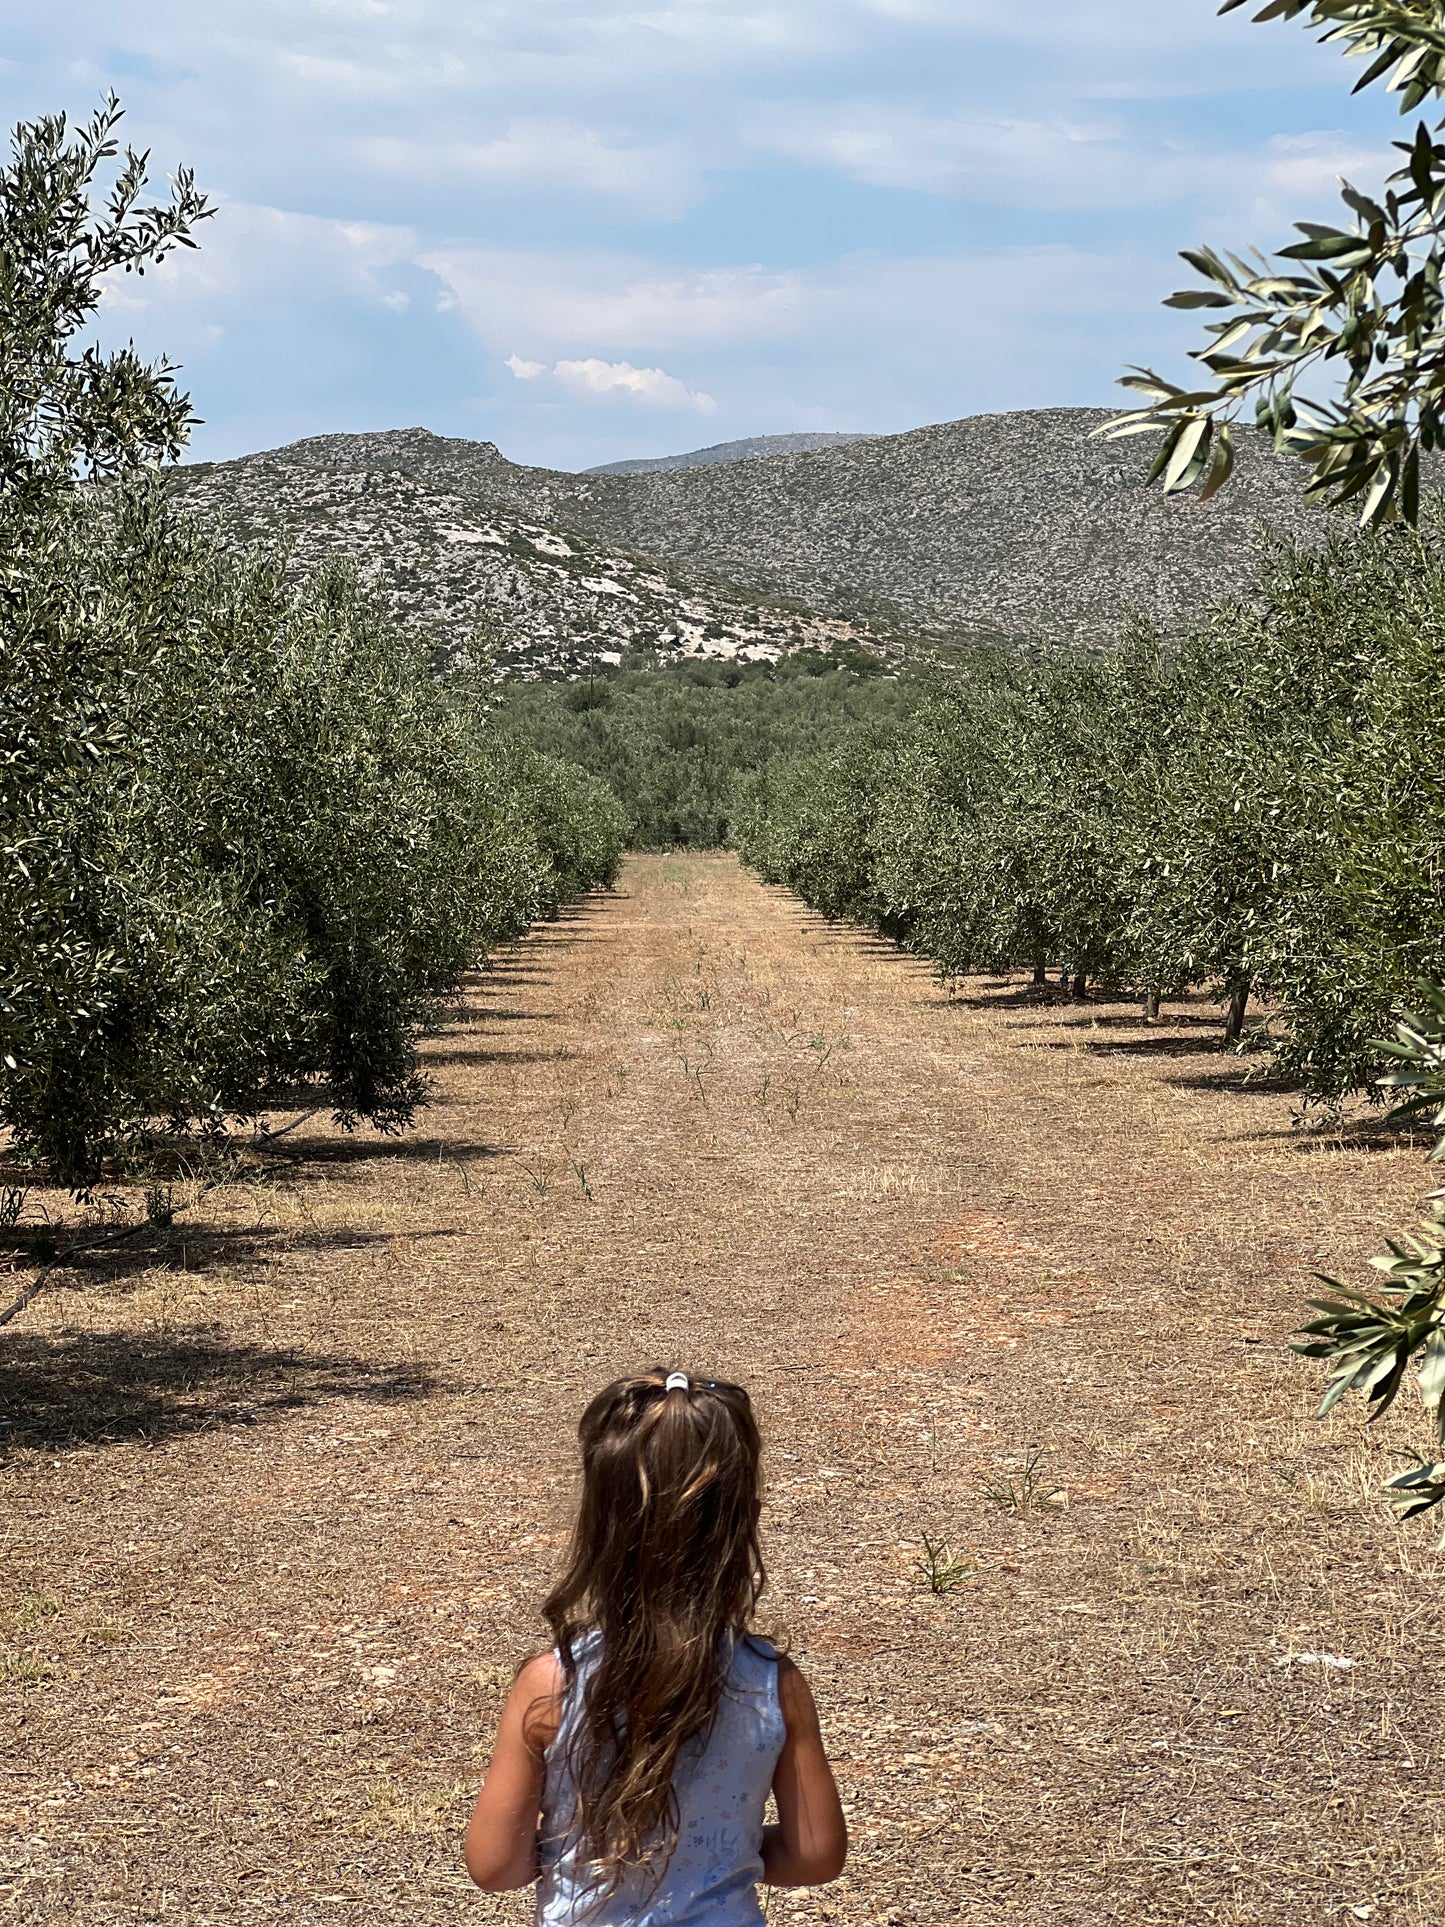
[1101,0,1445,526]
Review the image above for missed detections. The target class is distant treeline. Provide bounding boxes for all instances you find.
[732,518,1445,1107]
[5,485,623,1187]
[498,648,917,851]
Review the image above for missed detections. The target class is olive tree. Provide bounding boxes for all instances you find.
[1,97,211,1182]
[0,101,625,1193]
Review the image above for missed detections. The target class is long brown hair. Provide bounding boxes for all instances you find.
[542,1368,766,1895]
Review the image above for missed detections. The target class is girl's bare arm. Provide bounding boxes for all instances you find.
[463,1653,562,1891]
[763,1657,848,1887]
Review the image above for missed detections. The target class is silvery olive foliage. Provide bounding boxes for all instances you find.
[1102,2,1445,526]
[0,102,623,1189]
[1299,984,1445,1518]
[0,94,210,509]
[733,515,1445,1519]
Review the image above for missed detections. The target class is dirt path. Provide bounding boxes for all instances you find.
[4,854,1445,1927]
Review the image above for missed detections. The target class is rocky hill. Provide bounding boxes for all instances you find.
[559,408,1329,647]
[174,408,1332,669]
[586,432,876,476]
[173,436,871,676]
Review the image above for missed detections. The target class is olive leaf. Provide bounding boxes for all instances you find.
[1100,3,1445,526]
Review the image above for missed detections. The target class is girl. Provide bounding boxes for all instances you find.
[465,1369,848,1923]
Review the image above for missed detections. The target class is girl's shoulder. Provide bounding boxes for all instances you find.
[510,1649,565,1756]
[726,1634,790,1720]
[516,1649,565,1692]
[729,1638,816,1736]
[773,1654,822,1738]
[739,1631,781,1662]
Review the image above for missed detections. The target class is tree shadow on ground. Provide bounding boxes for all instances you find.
[259,1135,506,1172]
[0,1223,415,1298]
[1027,1033,1227,1059]
[526,924,594,939]
[949,985,1083,1011]
[1219,1107,1430,1153]
[0,1322,436,1453]
[1160,1058,1307,1098]
[450,1008,556,1025]
[422,1045,574,1068]
[1048,1011,1222,1032]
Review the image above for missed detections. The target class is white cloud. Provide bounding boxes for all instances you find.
[1247,131,1390,226]
[554,358,717,411]
[310,0,396,17]
[28,0,1404,474]
[273,45,472,102]
[751,103,1401,234]
[419,252,804,352]
[134,201,418,311]
[758,106,1150,209]
[358,120,695,213]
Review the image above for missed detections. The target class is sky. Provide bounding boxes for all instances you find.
[0,1,1409,472]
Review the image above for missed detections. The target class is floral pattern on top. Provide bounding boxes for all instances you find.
[537,1634,785,1927]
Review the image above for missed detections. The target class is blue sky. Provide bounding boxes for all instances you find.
[1,2,1407,471]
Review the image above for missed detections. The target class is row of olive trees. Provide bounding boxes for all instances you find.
[0,99,623,1189]
[499,651,913,851]
[735,510,1445,1104]
[1105,0,1445,1513]
[4,482,623,1187]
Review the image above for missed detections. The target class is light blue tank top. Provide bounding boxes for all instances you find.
[537,1633,785,1927]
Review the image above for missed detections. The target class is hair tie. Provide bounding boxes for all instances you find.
[664,1372,689,1392]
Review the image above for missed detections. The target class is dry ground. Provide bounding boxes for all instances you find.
[3,852,1444,1927]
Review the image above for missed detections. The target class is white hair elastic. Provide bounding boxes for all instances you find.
[664,1372,690,1392]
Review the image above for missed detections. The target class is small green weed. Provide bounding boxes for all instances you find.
[978,1444,1061,1513]
[0,1651,55,1688]
[915,1534,980,1595]
[6,1595,61,1633]
[144,1183,175,1227]
[82,1622,132,1646]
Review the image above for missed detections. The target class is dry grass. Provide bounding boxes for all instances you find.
[3,853,1444,1925]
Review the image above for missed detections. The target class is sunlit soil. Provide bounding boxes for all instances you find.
[2,853,1442,1926]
